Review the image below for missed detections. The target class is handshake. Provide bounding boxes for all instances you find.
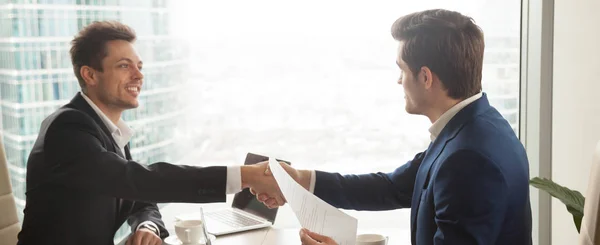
[238,161,343,245]
[239,160,310,208]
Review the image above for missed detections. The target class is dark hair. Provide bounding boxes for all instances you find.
[70,21,136,90]
[391,9,484,99]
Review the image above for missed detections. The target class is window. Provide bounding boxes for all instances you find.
[0,0,522,241]
[170,0,522,229]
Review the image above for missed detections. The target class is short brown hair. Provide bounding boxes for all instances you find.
[70,21,136,90]
[391,9,484,99]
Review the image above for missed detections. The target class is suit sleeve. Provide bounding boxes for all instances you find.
[42,109,227,203]
[127,202,169,239]
[432,150,508,245]
[313,151,426,210]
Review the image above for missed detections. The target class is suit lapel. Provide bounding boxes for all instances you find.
[409,93,493,237]
[66,93,134,233]
[410,132,450,237]
[114,146,126,159]
[65,93,124,157]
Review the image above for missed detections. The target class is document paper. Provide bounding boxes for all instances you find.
[268,158,358,245]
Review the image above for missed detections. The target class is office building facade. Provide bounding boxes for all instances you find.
[0,0,189,239]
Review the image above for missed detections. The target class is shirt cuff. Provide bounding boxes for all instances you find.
[309,170,316,193]
[136,221,160,237]
[226,166,242,194]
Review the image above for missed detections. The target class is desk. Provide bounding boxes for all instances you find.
[159,202,410,245]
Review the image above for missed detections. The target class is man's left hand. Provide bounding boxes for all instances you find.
[125,228,162,245]
[299,228,338,245]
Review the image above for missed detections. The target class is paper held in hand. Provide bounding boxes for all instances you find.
[268,157,358,245]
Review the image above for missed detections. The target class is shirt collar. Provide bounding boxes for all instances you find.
[80,92,134,148]
[429,92,483,141]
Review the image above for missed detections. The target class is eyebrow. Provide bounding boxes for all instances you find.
[396,60,402,68]
[116,58,143,65]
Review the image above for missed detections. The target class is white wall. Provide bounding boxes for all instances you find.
[552,0,600,244]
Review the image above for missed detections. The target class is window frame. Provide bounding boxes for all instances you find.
[519,0,554,245]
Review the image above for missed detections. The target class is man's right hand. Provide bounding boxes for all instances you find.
[244,161,312,208]
[240,161,283,208]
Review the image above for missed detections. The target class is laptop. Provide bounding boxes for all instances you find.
[202,153,290,236]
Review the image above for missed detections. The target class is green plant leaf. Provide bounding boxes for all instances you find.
[567,205,583,233]
[530,177,585,233]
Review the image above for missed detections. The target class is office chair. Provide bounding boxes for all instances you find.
[0,136,20,244]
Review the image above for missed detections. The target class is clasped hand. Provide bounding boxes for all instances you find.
[242,160,310,208]
[243,162,337,245]
[241,160,291,208]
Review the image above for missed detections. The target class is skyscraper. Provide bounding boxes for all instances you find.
[0,2,189,234]
[477,0,522,132]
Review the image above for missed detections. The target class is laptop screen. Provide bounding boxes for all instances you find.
[231,153,291,223]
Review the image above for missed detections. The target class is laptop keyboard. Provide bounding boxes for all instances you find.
[206,211,263,228]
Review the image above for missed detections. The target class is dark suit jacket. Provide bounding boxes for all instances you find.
[17,93,227,245]
[314,94,532,245]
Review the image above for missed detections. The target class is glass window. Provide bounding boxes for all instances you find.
[168,0,522,229]
[0,0,522,241]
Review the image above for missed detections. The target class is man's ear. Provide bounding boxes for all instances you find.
[420,66,434,89]
[80,66,98,87]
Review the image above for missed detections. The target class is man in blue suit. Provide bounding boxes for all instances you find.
[255,9,532,245]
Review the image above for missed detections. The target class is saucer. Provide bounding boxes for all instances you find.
[164,234,216,245]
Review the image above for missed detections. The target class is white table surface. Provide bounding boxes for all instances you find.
[159,197,411,245]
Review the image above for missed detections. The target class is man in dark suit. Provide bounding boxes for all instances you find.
[17,21,283,245]
[255,9,532,245]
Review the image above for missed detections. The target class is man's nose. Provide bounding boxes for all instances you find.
[133,67,144,80]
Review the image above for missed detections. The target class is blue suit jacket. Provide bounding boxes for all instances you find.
[314,94,532,245]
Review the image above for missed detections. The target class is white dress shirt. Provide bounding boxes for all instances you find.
[80,92,243,234]
[428,92,482,142]
[308,92,483,193]
[81,92,134,155]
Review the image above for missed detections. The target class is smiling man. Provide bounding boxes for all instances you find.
[17,21,285,245]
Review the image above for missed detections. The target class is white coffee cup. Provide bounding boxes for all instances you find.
[175,219,206,244]
[356,234,388,245]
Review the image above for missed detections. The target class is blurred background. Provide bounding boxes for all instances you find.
[0,0,521,242]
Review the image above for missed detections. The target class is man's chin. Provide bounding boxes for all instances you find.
[121,101,139,110]
[406,107,425,116]
[404,105,416,114]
